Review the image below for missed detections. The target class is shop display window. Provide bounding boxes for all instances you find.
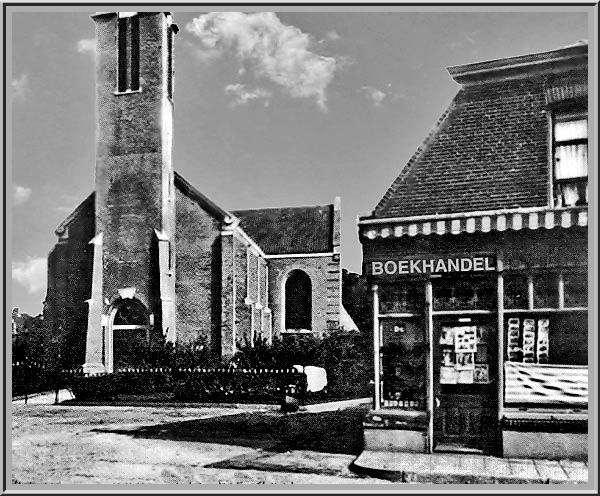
[379,282,424,314]
[533,273,559,308]
[505,313,587,365]
[563,269,588,308]
[380,319,426,409]
[433,275,496,311]
[504,274,528,309]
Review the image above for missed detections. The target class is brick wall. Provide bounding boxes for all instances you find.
[174,186,222,349]
[45,196,95,367]
[234,233,251,347]
[268,254,341,339]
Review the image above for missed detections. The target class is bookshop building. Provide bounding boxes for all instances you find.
[358,43,588,459]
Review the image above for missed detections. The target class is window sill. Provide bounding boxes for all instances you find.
[113,88,143,96]
[281,329,312,334]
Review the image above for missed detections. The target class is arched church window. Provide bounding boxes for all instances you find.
[285,270,312,331]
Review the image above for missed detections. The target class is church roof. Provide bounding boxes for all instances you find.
[233,204,335,255]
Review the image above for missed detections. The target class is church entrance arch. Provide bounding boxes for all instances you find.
[109,298,151,371]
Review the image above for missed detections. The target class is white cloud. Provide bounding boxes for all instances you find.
[12,257,47,294]
[13,184,32,205]
[360,84,404,107]
[361,86,387,107]
[76,38,96,55]
[12,74,29,102]
[325,30,341,41]
[186,12,338,110]
[224,83,272,107]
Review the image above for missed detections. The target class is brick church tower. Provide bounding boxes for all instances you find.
[83,12,178,373]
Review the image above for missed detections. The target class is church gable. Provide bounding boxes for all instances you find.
[54,192,95,241]
[174,172,227,350]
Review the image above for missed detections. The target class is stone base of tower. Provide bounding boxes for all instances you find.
[82,362,107,375]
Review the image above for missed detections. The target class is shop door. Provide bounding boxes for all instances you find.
[433,321,498,453]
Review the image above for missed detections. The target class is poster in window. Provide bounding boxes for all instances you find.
[441,349,454,366]
[455,326,477,352]
[440,366,458,384]
[457,369,474,384]
[537,319,550,364]
[455,351,475,370]
[507,318,521,361]
[475,345,488,363]
[522,319,536,363]
[473,364,489,383]
[440,327,454,345]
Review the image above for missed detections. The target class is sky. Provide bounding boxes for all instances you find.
[9,8,590,315]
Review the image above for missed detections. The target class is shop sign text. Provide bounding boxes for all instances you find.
[369,256,496,277]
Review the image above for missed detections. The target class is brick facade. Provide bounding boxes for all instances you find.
[268,254,341,339]
[174,184,222,349]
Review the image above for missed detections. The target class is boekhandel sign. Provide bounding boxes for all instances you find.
[367,255,497,277]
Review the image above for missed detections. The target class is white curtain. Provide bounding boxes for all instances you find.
[555,119,587,141]
[555,143,588,179]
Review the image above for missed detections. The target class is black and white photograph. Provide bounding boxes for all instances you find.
[6,3,595,489]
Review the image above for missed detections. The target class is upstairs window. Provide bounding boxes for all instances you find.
[553,113,587,207]
[117,13,140,93]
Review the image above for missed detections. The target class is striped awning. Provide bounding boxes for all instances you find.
[360,207,587,240]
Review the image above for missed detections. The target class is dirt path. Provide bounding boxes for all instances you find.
[11,404,390,485]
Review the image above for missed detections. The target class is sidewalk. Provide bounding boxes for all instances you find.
[352,449,588,484]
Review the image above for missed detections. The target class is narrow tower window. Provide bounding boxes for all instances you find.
[130,15,140,91]
[117,17,128,92]
[116,13,140,93]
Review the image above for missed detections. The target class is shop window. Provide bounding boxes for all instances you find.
[533,273,558,308]
[284,270,312,331]
[505,314,587,366]
[381,319,426,409]
[504,274,528,309]
[379,282,424,314]
[553,113,587,207]
[563,269,587,308]
[433,276,495,311]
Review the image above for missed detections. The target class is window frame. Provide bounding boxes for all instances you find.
[551,110,588,207]
[115,14,142,95]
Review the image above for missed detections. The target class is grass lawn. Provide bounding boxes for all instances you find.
[96,404,370,455]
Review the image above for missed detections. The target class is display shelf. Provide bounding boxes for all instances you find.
[504,307,587,313]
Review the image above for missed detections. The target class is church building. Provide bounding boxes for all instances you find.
[44,12,344,373]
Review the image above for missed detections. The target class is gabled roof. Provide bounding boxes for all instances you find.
[371,44,587,220]
[232,205,335,255]
[55,192,95,236]
[174,171,235,224]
